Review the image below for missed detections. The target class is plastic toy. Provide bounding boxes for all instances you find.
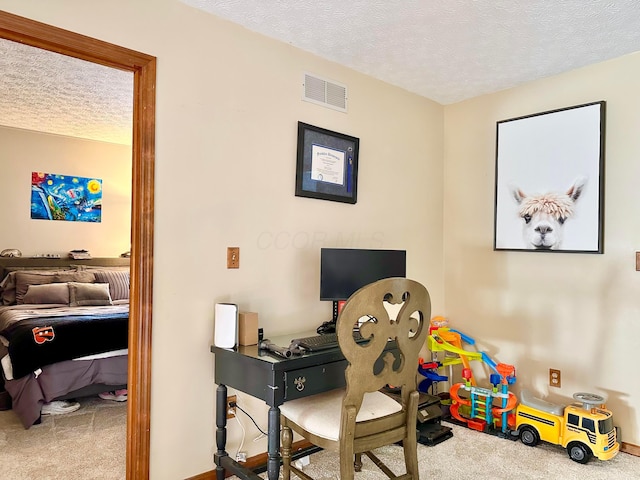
[450,365,517,434]
[424,316,517,434]
[515,390,618,463]
[425,316,619,463]
[419,316,477,394]
[417,359,448,394]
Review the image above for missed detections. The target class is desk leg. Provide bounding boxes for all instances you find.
[267,406,281,480]
[214,384,229,480]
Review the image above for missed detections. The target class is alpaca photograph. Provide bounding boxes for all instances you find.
[494,102,605,253]
[510,176,586,250]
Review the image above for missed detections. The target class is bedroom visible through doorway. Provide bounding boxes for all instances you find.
[0,10,156,480]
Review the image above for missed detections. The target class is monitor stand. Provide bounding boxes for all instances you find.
[332,300,340,323]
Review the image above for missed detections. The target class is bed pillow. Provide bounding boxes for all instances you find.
[69,282,113,306]
[92,269,130,301]
[22,283,70,305]
[0,271,19,305]
[15,271,96,305]
[54,271,96,284]
[14,271,61,305]
[1,269,71,305]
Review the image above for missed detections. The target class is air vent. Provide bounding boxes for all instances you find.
[302,73,347,113]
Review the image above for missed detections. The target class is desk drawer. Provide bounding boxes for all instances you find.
[284,361,346,401]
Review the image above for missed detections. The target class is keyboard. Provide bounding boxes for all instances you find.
[291,331,365,352]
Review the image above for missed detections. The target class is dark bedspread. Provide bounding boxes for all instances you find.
[2,312,128,379]
[0,303,129,380]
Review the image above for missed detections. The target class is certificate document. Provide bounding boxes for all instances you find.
[310,144,345,185]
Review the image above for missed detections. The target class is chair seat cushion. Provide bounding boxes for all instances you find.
[280,389,402,441]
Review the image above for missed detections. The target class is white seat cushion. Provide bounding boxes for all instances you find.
[280,389,402,442]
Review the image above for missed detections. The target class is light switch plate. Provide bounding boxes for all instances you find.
[227,247,239,269]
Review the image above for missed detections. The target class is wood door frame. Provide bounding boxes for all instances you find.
[0,10,155,480]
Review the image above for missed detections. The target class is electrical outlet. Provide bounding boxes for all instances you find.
[227,247,240,269]
[227,395,237,419]
[549,368,561,388]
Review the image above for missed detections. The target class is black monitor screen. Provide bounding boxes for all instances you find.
[320,248,407,301]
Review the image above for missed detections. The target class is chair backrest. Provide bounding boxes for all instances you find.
[336,277,431,414]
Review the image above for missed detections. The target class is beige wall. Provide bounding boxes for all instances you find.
[444,53,640,446]
[0,126,132,257]
[0,2,444,478]
[4,1,639,478]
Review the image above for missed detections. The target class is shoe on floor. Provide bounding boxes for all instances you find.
[41,400,81,415]
[99,389,128,402]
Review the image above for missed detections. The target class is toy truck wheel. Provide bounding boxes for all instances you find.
[567,442,592,464]
[519,426,540,446]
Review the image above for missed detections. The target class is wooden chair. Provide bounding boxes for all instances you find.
[280,277,431,480]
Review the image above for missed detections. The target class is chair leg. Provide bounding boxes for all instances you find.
[354,453,362,472]
[402,391,420,479]
[339,451,355,480]
[339,405,356,480]
[281,425,293,480]
[403,432,419,479]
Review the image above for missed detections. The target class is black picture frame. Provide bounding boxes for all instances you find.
[494,101,606,253]
[295,122,359,204]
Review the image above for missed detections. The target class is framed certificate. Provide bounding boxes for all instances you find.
[295,122,359,204]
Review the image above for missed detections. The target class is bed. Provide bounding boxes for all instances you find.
[0,257,130,428]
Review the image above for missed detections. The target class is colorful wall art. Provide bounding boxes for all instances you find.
[31,172,102,222]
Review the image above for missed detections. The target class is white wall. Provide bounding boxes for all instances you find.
[0,126,132,257]
[0,2,445,478]
[443,53,640,446]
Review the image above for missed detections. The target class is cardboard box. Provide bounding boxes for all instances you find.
[238,312,259,346]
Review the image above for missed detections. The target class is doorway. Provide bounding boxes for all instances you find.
[0,10,155,479]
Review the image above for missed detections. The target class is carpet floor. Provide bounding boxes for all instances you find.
[0,396,126,480]
[2,402,638,479]
[233,422,640,480]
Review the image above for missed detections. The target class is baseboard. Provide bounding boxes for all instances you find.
[621,442,640,457]
[186,440,314,480]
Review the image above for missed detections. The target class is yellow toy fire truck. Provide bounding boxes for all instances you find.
[515,390,619,463]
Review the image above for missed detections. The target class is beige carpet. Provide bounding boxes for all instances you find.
[233,423,640,480]
[0,396,126,480]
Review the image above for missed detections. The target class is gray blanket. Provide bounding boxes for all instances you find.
[3,355,128,428]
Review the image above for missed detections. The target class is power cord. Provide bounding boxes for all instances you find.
[230,401,268,437]
[233,413,246,462]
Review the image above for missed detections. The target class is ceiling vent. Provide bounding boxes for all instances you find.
[302,73,347,113]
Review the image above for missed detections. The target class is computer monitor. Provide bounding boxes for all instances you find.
[320,248,407,321]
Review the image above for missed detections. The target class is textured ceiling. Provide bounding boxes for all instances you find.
[182,0,640,104]
[0,39,133,145]
[3,2,640,143]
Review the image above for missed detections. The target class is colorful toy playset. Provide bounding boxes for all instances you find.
[421,316,619,464]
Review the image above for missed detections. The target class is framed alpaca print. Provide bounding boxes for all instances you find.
[494,101,605,253]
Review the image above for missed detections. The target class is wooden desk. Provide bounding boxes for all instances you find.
[212,331,351,480]
[211,332,396,480]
